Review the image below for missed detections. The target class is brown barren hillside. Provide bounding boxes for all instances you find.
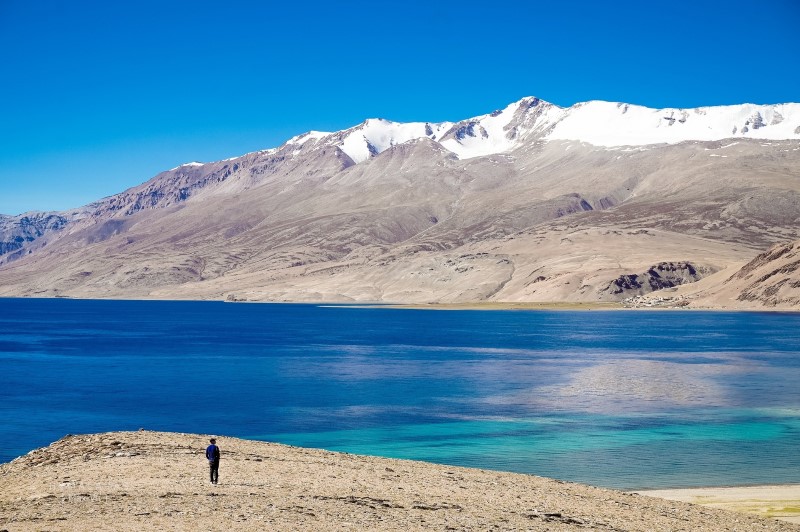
[626,239,800,309]
[722,239,800,307]
[1,431,798,531]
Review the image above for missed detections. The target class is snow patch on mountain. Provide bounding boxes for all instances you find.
[545,101,800,146]
[334,119,453,164]
[287,131,331,145]
[169,161,204,171]
[438,100,520,158]
[440,97,568,158]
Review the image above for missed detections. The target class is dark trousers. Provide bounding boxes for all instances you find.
[209,460,219,483]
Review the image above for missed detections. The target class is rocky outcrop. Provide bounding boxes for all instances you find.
[601,262,712,298]
[727,240,800,307]
[619,239,800,310]
[0,212,69,258]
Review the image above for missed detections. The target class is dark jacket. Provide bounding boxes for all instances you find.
[206,444,220,462]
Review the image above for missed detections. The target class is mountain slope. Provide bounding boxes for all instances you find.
[0,97,798,306]
[645,239,800,310]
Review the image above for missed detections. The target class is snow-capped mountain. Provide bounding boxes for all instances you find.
[270,97,561,163]
[239,97,799,168]
[1,96,799,308]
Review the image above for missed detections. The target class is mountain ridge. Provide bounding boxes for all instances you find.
[231,97,800,170]
[99,96,798,200]
[3,96,799,220]
[1,97,799,307]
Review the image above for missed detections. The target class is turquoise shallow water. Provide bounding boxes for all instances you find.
[269,412,800,489]
[1,298,798,489]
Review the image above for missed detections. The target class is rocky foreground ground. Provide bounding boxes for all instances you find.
[0,431,797,531]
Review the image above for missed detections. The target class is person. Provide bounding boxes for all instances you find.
[206,438,221,484]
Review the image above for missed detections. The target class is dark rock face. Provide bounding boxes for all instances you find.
[749,112,766,130]
[602,261,711,298]
[0,213,68,257]
[450,122,489,141]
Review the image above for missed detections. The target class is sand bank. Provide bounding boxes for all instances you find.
[1,431,797,531]
[639,485,800,525]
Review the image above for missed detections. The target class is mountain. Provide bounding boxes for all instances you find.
[1,97,798,306]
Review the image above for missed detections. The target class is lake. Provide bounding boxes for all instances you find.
[1,298,798,490]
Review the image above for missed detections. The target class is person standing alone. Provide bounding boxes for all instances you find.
[206,438,221,484]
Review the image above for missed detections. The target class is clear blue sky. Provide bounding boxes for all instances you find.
[1,0,798,215]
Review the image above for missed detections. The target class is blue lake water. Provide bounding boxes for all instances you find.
[1,298,798,490]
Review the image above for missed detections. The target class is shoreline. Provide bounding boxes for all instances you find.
[637,485,800,524]
[2,431,798,530]
[4,295,799,312]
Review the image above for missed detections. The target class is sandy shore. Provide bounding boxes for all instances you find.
[639,485,800,525]
[1,431,798,531]
[389,301,624,311]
